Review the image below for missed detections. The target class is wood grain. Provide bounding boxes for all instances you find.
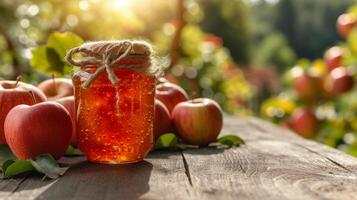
[180,116,357,200]
[1,152,192,200]
[1,116,357,200]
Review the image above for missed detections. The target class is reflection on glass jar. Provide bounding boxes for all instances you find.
[73,65,155,164]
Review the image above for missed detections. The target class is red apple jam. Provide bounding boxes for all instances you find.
[72,63,155,164]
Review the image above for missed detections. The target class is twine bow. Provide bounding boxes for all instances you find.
[65,41,155,89]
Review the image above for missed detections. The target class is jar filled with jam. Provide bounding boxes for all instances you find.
[66,41,160,164]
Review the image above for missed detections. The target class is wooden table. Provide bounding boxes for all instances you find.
[2,116,357,200]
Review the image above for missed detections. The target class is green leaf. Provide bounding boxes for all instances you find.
[4,160,34,177]
[30,32,83,76]
[65,145,83,156]
[2,160,15,172]
[30,46,53,74]
[217,135,245,147]
[46,47,64,73]
[154,133,178,150]
[65,145,75,155]
[47,32,84,58]
[30,154,68,179]
[65,146,83,157]
[0,144,16,166]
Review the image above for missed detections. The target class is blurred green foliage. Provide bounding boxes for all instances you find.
[31,32,83,75]
[0,0,356,156]
[199,0,252,65]
[261,2,357,156]
[240,0,351,73]
[254,32,296,73]
[251,0,354,60]
[0,0,357,117]
[0,0,253,114]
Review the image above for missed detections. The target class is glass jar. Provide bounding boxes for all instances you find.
[72,60,155,164]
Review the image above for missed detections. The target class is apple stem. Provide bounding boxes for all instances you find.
[190,99,200,104]
[29,90,37,105]
[190,91,198,102]
[14,76,21,88]
[52,74,57,93]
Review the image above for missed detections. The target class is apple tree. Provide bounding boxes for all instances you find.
[261,3,357,156]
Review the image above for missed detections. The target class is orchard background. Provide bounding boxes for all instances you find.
[0,0,356,154]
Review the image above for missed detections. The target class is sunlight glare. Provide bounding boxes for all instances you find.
[111,0,132,11]
[79,0,89,10]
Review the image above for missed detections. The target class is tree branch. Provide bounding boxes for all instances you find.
[169,0,186,69]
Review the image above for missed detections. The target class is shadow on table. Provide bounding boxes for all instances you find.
[148,149,181,159]
[183,145,227,155]
[148,145,227,159]
[34,160,153,200]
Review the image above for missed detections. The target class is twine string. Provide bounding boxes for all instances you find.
[65,41,153,89]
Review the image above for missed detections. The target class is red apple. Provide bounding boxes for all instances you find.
[324,46,344,72]
[294,73,324,101]
[56,96,77,146]
[204,34,223,46]
[325,67,355,95]
[172,98,223,145]
[156,82,189,113]
[289,109,319,139]
[337,13,357,37]
[0,80,46,144]
[4,102,72,160]
[38,78,74,100]
[153,99,172,139]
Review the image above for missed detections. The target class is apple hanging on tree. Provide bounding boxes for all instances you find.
[293,73,324,102]
[324,46,344,72]
[0,80,47,144]
[337,13,357,38]
[325,66,355,95]
[289,108,319,139]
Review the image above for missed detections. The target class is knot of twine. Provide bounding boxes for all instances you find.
[65,40,159,89]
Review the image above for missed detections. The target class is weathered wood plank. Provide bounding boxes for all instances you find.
[0,177,27,199]
[181,116,357,200]
[0,157,84,200]
[1,116,357,200]
[2,152,193,200]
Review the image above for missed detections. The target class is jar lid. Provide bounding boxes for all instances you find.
[65,40,164,89]
[79,40,152,57]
